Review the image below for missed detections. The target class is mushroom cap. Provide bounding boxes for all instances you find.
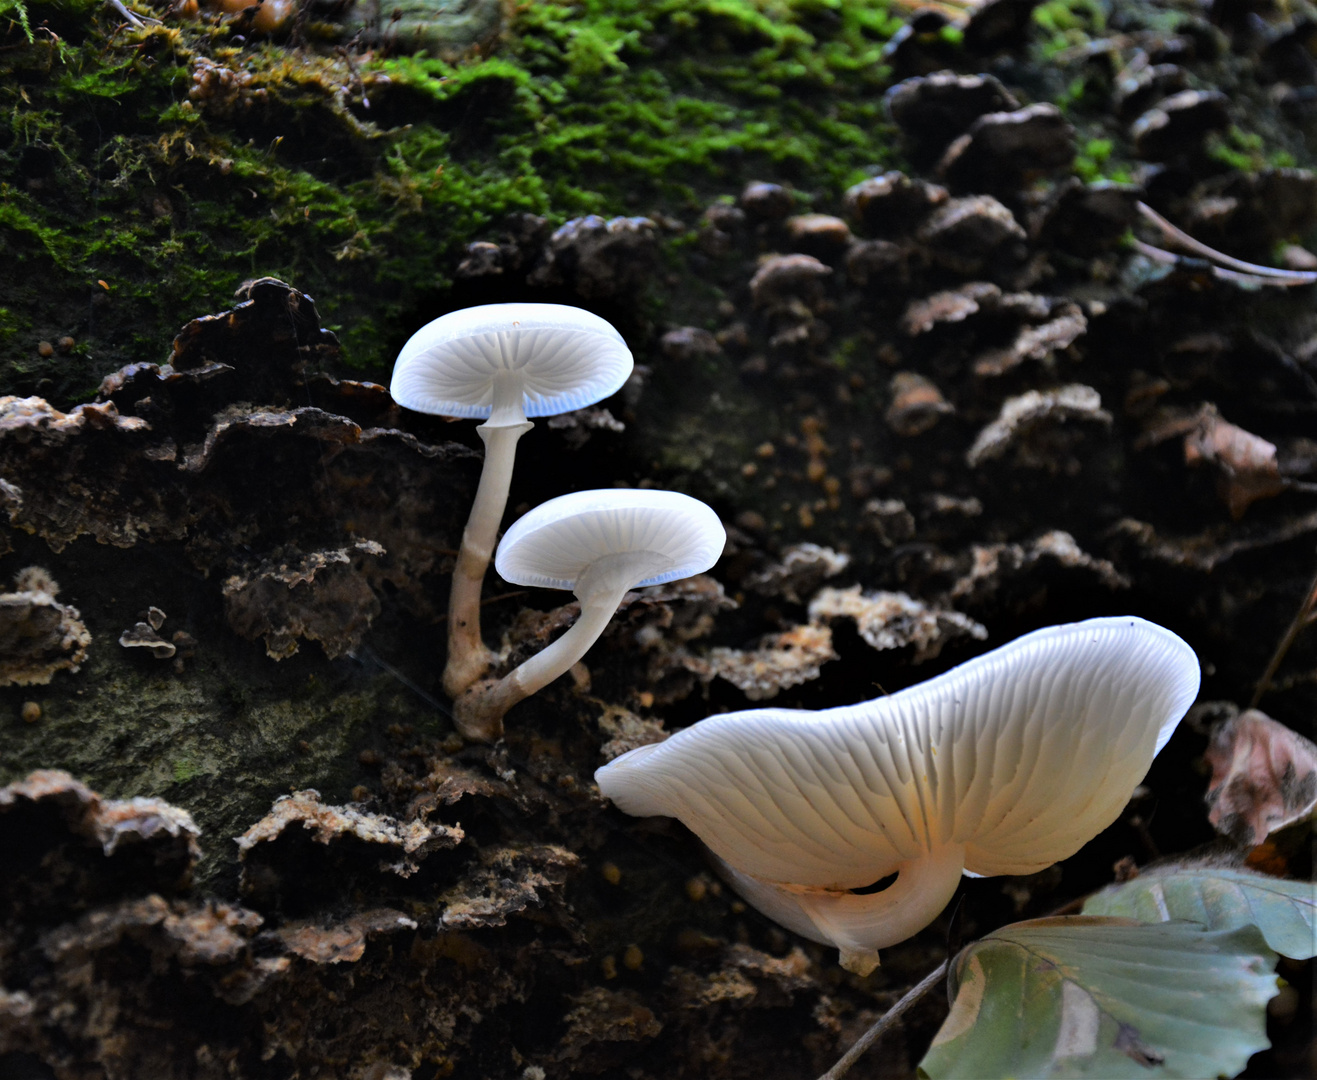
[495,489,726,592]
[390,303,633,419]
[596,616,1199,887]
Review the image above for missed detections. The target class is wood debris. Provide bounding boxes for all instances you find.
[692,624,838,701]
[966,384,1110,468]
[808,586,986,661]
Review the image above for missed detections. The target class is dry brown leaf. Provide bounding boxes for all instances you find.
[1136,403,1210,448]
[1182,408,1285,520]
[1204,708,1317,846]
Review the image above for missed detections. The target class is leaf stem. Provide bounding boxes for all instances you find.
[816,959,949,1080]
[1252,557,1317,706]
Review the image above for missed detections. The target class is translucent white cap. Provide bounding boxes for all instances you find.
[495,489,726,592]
[597,616,1200,885]
[390,303,634,419]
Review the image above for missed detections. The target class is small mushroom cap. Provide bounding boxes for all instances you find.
[391,303,633,419]
[495,489,726,592]
[596,617,1199,887]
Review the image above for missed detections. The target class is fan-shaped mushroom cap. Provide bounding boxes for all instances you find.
[390,303,633,419]
[496,489,726,594]
[597,617,1199,886]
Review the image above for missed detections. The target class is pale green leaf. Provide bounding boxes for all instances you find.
[1084,864,1316,960]
[918,916,1277,1079]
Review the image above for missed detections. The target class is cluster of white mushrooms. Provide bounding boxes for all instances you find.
[390,303,726,743]
[392,305,1203,973]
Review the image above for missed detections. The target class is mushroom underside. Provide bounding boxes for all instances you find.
[596,617,1201,965]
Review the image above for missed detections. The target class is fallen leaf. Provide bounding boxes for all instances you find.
[1084,861,1317,960]
[1183,408,1285,519]
[920,917,1277,1080]
[1204,708,1317,846]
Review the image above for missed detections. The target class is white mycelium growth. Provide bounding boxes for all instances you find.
[452,489,725,741]
[390,303,634,699]
[596,616,1200,974]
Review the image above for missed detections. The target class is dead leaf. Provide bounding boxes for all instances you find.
[1182,408,1285,520]
[1204,708,1317,846]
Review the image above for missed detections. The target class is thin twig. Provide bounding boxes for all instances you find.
[1131,238,1177,264]
[1136,202,1317,285]
[350,645,452,718]
[816,959,949,1080]
[1251,557,1317,707]
[1132,239,1310,289]
[480,589,528,606]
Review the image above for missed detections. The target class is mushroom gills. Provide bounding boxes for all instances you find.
[596,616,1200,970]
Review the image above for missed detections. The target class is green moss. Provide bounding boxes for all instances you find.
[1207,126,1271,171]
[1073,136,1112,182]
[0,0,33,42]
[1033,0,1105,56]
[172,756,200,783]
[1,0,911,391]
[0,306,31,343]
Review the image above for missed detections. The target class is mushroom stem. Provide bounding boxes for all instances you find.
[442,376,533,699]
[709,844,967,976]
[453,553,660,741]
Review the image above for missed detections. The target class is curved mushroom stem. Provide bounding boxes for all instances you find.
[442,377,533,699]
[453,553,655,741]
[709,844,967,976]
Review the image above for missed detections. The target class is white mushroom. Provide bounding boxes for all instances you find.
[596,616,1199,974]
[453,488,725,742]
[390,304,633,698]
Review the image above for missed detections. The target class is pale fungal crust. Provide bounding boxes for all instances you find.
[236,789,464,880]
[390,302,634,420]
[496,488,726,592]
[596,616,1200,974]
